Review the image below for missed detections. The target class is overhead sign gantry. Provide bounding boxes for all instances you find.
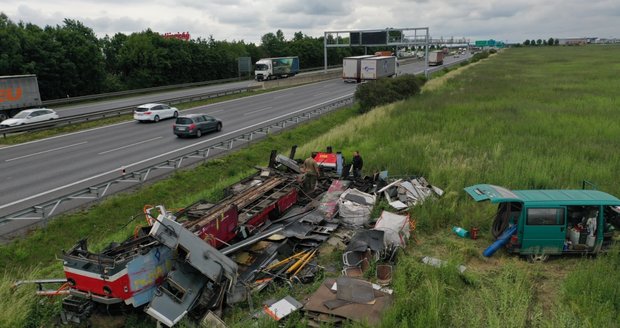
[323,27,430,74]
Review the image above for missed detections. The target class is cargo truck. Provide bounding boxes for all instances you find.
[0,75,42,121]
[359,56,397,81]
[428,51,444,66]
[342,55,377,83]
[254,56,300,81]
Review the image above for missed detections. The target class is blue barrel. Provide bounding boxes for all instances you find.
[483,225,517,257]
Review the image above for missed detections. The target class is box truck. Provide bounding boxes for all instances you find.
[342,55,377,83]
[359,56,397,81]
[428,51,444,66]
[254,57,300,81]
[0,75,42,121]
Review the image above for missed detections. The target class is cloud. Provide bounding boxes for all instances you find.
[277,0,351,16]
[3,0,620,44]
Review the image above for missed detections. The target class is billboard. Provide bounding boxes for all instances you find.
[163,32,190,41]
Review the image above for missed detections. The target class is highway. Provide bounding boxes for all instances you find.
[0,55,469,236]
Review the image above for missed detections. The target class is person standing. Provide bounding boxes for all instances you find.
[352,151,363,178]
[302,155,320,192]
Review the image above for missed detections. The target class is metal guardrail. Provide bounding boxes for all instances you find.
[41,65,343,107]
[0,86,261,137]
[41,77,248,107]
[0,95,355,227]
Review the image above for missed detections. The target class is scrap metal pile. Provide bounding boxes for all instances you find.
[45,147,443,327]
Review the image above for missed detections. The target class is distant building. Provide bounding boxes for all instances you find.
[557,38,590,45]
[595,38,620,44]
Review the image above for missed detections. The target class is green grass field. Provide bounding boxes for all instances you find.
[1,45,619,327]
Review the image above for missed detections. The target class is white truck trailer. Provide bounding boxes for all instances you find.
[428,51,444,66]
[359,56,397,81]
[0,75,42,121]
[342,55,377,83]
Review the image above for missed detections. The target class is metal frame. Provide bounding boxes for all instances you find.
[0,96,355,227]
[323,28,470,78]
[324,27,431,74]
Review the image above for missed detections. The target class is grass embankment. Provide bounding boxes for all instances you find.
[2,45,620,327]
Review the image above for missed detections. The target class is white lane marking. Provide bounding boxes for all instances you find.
[211,109,223,114]
[313,91,329,97]
[5,142,88,162]
[98,137,163,155]
[0,93,354,210]
[243,107,273,116]
[0,121,134,151]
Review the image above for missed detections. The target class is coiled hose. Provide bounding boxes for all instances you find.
[491,203,511,239]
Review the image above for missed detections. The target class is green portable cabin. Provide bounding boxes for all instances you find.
[465,184,620,261]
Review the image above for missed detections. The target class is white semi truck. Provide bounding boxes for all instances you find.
[254,57,300,81]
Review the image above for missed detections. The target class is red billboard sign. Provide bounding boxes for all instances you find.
[163,32,190,41]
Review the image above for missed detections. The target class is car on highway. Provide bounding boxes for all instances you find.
[0,108,59,127]
[134,103,179,123]
[173,114,222,138]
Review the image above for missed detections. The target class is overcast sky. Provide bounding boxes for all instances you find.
[2,0,619,44]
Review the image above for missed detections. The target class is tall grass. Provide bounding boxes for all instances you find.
[550,247,620,327]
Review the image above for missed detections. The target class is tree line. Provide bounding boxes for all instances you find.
[522,38,559,46]
[0,13,364,100]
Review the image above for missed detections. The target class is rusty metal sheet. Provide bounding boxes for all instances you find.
[302,278,392,326]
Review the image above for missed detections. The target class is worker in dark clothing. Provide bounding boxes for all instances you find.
[352,151,363,178]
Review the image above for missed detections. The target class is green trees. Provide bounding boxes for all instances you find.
[0,13,361,100]
[522,37,558,47]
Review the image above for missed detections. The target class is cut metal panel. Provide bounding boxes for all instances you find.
[263,296,303,321]
[464,184,521,203]
[145,264,208,327]
[335,277,376,304]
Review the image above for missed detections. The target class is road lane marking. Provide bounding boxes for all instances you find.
[313,92,329,97]
[243,107,273,116]
[0,93,355,211]
[98,137,163,155]
[4,142,88,162]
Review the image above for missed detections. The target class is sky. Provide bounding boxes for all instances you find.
[2,0,619,44]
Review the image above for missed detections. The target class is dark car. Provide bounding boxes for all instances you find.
[173,114,222,138]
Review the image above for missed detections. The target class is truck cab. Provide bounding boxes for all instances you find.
[465,184,620,261]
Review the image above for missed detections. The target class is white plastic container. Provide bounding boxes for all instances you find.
[586,235,596,247]
[569,228,580,245]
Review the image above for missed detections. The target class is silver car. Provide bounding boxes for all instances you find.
[0,108,59,127]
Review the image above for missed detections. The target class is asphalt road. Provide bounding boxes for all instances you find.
[0,54,470,235]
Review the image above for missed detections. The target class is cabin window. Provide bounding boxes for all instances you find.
[527,208,565,225]
[162,278,186,303]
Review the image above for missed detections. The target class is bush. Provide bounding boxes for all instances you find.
[354,74,425,113]
[470,51,490,63]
